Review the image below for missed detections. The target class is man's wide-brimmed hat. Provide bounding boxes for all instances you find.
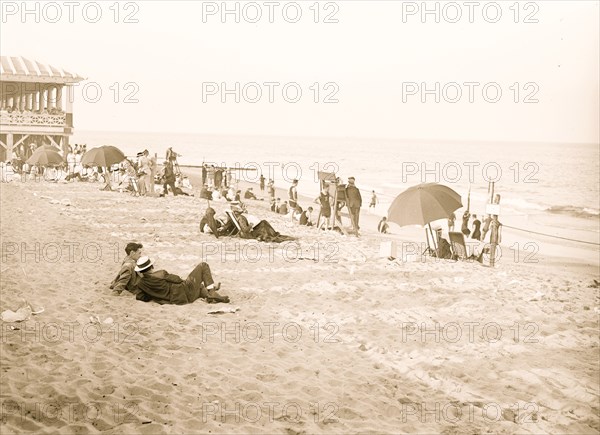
[135,256,153,272]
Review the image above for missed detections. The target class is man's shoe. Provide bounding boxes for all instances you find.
[207,294,230,304]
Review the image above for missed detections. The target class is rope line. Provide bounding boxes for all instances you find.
[502,224,600,246]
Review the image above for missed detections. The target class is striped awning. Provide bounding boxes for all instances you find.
[0,56,85,84]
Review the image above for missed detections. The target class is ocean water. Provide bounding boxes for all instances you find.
[72,131,600,241]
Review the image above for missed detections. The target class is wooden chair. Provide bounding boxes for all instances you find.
[448,232,469,260]
[224,210,242,236]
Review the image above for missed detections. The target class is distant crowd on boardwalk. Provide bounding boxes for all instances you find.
[0,107,64,115]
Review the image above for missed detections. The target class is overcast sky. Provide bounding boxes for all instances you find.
[1,0,598,143]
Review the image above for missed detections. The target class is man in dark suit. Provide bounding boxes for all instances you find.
[162,160,177,196]
[345,177,362,234]
[135,256,229,304]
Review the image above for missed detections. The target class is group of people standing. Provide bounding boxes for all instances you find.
[267,179,314,226]
[312,176,363,234]
[448,211,490,242]
[119,147,193,197]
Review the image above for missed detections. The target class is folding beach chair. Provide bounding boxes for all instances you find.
[423,227,440,257]
[223,210,242,236]
[448,232,468,260]
[129,176,140,195]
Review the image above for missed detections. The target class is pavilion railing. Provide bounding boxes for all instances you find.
[0,111,67,127]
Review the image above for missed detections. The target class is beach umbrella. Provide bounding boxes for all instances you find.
[81,146,126,191]
[26,148,64,166]
[81,145,126,167]
[388,183,462,254]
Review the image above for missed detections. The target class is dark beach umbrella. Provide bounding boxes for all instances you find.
[81,146,125,191]
[388,183,463,253]
[26,148,64,166]
[81,145,126,167]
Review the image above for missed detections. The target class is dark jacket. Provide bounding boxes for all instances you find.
[136,270,199,305]
[345,185,362,208]
[164,162,175,182]
[200,207,220,237]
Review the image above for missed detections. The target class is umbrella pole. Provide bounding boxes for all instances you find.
[428,223,438,255]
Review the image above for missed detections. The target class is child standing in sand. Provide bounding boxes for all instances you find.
[369,191,378,209]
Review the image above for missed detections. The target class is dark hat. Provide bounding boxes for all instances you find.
[136,152,144,157]
[125,242,143,255]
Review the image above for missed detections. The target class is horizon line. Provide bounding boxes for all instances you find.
[73,130,600,147]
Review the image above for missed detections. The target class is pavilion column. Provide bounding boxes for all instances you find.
[48,86,55,110]
[66,85,74,127]
[19,89,25,111]
[33,90,40,111]
[56,86,63,112]
[26,93,33,111]
[37,89,42,111]
[7,133,14,161]
[41,88,48,111]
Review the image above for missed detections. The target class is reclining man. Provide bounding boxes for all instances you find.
[110,242,143,295]
[134,256,230,305]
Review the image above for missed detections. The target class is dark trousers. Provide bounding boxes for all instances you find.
[171,262,215,304]
[349,206,361,230]
[163,179,177,195]
[185,262,214,291]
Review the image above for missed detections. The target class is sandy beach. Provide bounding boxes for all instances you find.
[1,176,598,435]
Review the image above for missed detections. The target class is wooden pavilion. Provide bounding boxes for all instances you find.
[0,56,85,161]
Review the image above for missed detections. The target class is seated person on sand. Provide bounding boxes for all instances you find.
[291,204,303,222]
[277,201,288,215]
[200,184,212,200]
[117,159,139,194]
[29,164,40,180]
[226,187,236,201]
[134,256,230,304]
[378,217,389,234]
[270,197,280,212]
[299,207,314,226]
[174,175,193,196]
[110,242,144,295]
[244,188,257,200]
[222,205,295,243]
[200,207,223,237]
